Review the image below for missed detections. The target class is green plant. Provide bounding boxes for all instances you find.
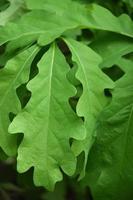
[0,0,133,199]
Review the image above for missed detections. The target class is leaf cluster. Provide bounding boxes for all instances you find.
[0,0,133,199]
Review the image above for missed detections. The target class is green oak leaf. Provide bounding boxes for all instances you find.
[90,33,133,68]
[0,8,79,50]
[0,45,39,156]
[25,0,133,38]
[84,58,133,200]
[64,38,114,178]
[9,43,85,190]
[0,2,133,50]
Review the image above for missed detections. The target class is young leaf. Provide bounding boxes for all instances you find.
[0,45,39,156]
[9,43,85,190]
[64,38,114,178]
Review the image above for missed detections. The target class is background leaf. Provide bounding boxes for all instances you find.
[83,58,133,200]
[0,45,39,156]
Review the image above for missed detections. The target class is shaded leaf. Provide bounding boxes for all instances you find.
[90,33,133,68]
[84,58,133,200]
[0,45,39,156]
